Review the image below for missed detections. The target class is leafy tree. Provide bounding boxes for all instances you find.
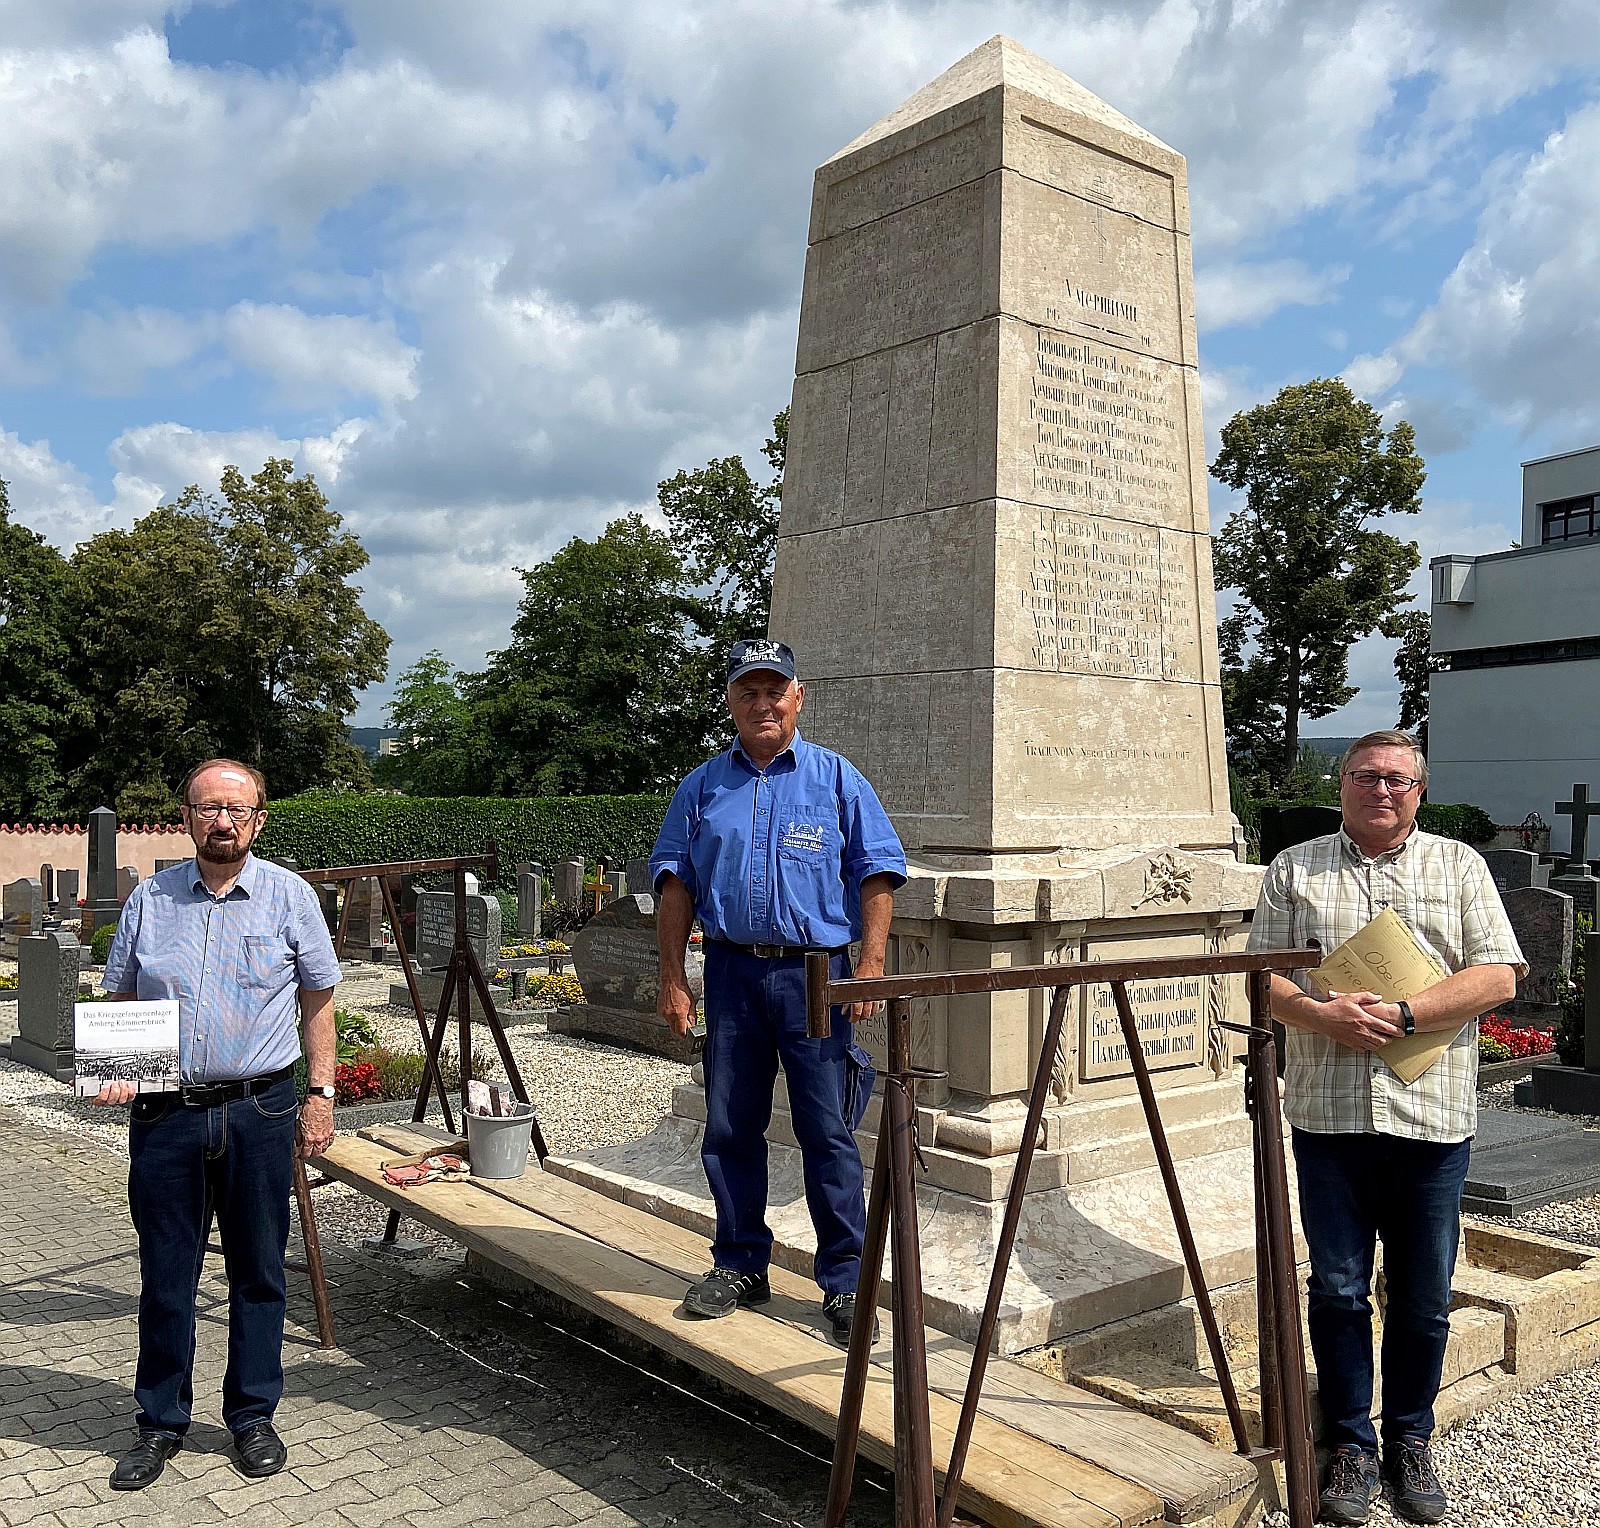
[465,514,718,795]
[1211,378,1425,787]
[378,651,486,796]
[1381,608,1443,748]
[68,461,387,816]
[0,479,90,818]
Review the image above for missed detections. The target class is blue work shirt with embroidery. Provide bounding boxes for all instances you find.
[650,732,907,947]
[103,854,342,1083]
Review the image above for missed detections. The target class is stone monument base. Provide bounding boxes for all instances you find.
[388,973,509,1013]
[552,1074,1273,1353]
[6,1034,75,1082]
[548,1003,699,1063]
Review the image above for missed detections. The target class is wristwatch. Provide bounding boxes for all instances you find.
[1398,1000,1416,1036]
[308,1083,337,1099]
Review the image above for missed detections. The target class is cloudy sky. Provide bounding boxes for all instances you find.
[3,1,1599,733]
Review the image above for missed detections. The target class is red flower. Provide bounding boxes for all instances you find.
[1479,1016,1555,1059]
[333,1060,383,1104]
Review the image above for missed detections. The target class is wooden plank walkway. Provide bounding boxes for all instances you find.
[317,1125,1258,1528]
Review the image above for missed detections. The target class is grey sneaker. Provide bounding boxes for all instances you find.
[1319,1447,1380,1525]
[1385,1440,1446,1524]
[683,1267,770,1317]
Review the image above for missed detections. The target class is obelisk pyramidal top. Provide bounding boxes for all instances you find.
[770,35,1232,864]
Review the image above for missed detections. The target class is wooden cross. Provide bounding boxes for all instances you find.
[1557,784,1600,866]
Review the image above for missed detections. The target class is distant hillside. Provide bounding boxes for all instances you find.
[1303,736,1358,759]
[348,727,401,759]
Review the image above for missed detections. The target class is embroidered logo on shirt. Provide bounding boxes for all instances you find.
[779,820,827,855]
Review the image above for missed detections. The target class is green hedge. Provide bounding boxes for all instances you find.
[255,793,670,891]
[1415,802,1497,845]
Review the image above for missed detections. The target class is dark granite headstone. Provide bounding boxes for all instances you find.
[554,858,584,911]
[8,930,82,1080]
[1,878,43,956]
[343,877,386,961]
[154,858,186,873]
[550,892,701,1060]
[1551,872,1600,925]
[54,868,80,917]
[84,806,120,930]
[516,865,544,937]
[1483,848,1549,893]
[115,866,139,903]
[1257,805,1343,866]
[1500,885,1573,1021]
[605,870,627,903]
[37,864,55,908]
[413,888,501,972]
[625,858,652,896]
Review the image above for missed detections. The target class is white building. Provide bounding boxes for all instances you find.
[1429,445,1600,846]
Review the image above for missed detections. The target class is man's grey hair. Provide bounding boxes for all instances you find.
[1339,729,1427,789]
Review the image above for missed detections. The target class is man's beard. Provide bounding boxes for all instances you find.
[198,833,249,866]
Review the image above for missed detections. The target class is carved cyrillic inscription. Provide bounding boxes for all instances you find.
[1081,976,1204,1081]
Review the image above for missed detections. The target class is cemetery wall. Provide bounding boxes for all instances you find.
[0,825,190,890]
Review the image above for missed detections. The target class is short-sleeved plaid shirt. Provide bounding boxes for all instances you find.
[1246,827,1526,1143]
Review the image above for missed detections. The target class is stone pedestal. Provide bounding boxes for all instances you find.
[557,38,1266,1351]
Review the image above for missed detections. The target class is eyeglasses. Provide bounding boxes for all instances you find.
[1344,771,1421,794]
[187,803,260,822]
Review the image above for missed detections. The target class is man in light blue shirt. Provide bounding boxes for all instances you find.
[653,639,905,1345]
[94,759,340,1491]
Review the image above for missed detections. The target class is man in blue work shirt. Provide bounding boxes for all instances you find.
[652,639,906,1346]
[93,759,341,1491]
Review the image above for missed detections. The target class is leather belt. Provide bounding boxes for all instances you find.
[713,940,848,960]
[174,1064,296,1108]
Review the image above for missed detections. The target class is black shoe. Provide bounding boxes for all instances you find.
[1385,1439,1447,1524]
[1319,1447,1380,1525]
[233,1420,287,1478]
[683,1267,771,1318]
[822,1291,880,1348]
[110,1432,181,1491]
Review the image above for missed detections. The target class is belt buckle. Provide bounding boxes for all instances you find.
[752,943,782,959]
[179,1082,210,1107]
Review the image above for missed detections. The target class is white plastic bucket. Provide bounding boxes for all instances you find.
[464,1106,536,1179]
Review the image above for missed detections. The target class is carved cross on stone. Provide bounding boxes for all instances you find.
[1557,784,1600,865]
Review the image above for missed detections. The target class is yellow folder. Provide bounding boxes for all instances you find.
[1306,908,1460,1085]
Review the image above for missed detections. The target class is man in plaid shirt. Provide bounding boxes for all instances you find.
[1247,731,1524,1525]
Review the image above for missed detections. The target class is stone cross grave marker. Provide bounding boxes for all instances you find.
[2,879,43,956]
[85,806,121,929]
[516,864,544,937]
[554,859,584,911]
[1500,885,1573,1021]
[625,858,653,896]
[552,893,700,1061]
[1484,848,1549,893]
[1557,783,1600,867]
[9,929,82,1080]
[414,887,502,973]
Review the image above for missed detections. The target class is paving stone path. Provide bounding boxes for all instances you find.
[0,1108,892,1528]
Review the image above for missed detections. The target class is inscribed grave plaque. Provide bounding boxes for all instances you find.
[1080,970,1206,1081]
[414,890,501,972]
[1484,848,1548,894]
[1502,885,1573,1014]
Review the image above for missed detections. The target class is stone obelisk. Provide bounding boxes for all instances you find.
[563,37,1266,1352]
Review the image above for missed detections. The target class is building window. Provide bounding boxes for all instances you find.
[1541,495,1599,543]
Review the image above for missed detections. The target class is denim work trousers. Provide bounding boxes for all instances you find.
[127,1073,298,1436]
[1292,1127,1472,1454]
[700,944,866,1296]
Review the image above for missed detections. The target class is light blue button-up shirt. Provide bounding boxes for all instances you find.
[650,731,906,947]
[103,854,342,1083]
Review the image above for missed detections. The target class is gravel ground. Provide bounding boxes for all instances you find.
[11,950,1600,1524]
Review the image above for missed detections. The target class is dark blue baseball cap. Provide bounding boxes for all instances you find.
[726,638,797,686]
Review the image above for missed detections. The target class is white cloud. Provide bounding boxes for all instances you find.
[70,305,213,394]
[1342,352,1404,401]
[1196,259,1348,330]
[220,302,418,409]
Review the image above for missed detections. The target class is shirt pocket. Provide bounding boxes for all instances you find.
[239,933,289,989]
[775,807,837,865]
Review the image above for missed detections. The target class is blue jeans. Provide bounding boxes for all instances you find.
[1292,1128,1471,1454]
[701,945,866,1296]
[127,1074,299,1435]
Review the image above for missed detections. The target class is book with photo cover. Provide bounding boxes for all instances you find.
[1306,908,1458,1085]
[74,999,181,1096]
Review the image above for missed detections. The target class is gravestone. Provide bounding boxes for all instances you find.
[154,858,187,874]
[2,879,44,956]
[551,893,701,1061]
[517,865,544,937]
[38,864,55,910]
[1499,885,1572,1024]
[1258,805,1343,867]
[412,888,502,972]
[1518,933,1600,1113]
[116,867,139,903]
[1484,848,1550,893]
[1556,783,1600,865]
[8,930,82,1080]
[54,868,80,918]
[83,806,121,932]
[626,858,653,896]
[554,859,585,911]
[1551,872,1600,925]
[343,877,386,962]
[1463,1107,1600,1216]
[605,871,628,904]
[559,36,1267,1351]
